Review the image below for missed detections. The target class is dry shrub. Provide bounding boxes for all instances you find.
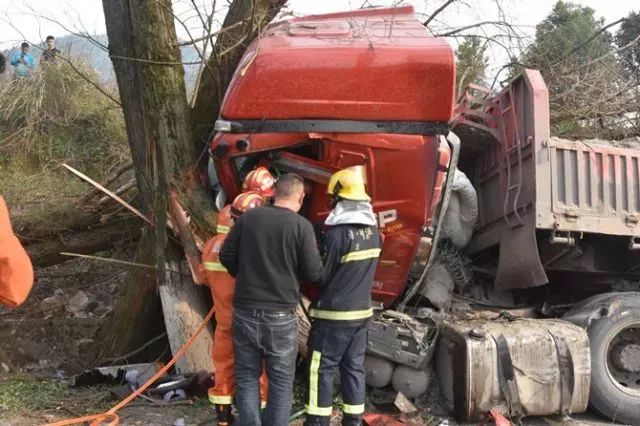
[0,61,128,175]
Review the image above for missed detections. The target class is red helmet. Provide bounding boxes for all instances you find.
[216,205,233,234]
[242,167,276,198]
[231,191,266,219]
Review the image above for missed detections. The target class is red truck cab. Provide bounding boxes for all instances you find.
[210,6,456,306]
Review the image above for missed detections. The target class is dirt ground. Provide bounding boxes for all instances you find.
[0,258,627,426]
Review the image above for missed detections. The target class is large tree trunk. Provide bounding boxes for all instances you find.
[160,245,214,372]
[96,230,163,361]
[103,0,216,371]
[101,0,286,369]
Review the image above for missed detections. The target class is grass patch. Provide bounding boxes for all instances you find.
[0,61,129,209]
[0,376,111,418]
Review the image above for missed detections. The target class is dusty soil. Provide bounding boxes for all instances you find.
[0,253,133,377]
[0,256,626,426]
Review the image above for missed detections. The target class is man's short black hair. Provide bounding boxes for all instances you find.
[21,42,29,48]
[275,173,304,199]
[46,35,55,41]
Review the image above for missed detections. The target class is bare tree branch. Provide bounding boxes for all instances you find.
[423,0,456,27]
[435,21,517,37]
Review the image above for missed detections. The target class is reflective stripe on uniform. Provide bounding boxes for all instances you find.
[216,224,230,234]
[340,248,381,263]
[208,394,233,404]
[309,308,373,321]
[305,405,333,416]
[342,403,365,415]
[203,261,227,272]
[306,351,332,416]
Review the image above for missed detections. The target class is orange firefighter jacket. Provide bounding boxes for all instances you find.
[0,195,34,307]
[201,233,267,405]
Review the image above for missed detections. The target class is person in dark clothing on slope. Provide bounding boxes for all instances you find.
[305,166,382,426]
[42,36,60,63]
[220,172,323,426]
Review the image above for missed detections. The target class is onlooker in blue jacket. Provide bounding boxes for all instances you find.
[11,42,35,78]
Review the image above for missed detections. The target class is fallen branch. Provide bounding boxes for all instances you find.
[103,332,168,363]
[97,180,137,207]
[26,219,142,267]
[62,163,152,225]
[60,252,156,270]
[79,161,134,206]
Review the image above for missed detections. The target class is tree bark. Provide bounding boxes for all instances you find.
[25,217,142,267]
[13,202,116,243]
[96,230,164,362]
[101,0,286,368]
[103,0,217,371]
[160,244,214,373]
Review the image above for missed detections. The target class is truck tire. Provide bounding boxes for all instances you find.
[587,308,640,425]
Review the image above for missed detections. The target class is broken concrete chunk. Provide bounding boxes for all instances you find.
[67,290,93,317]
[394,391,417,414]
[40,294,65,313]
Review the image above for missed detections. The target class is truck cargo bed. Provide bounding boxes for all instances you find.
[452,70,640,290]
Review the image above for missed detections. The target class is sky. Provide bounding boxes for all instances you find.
[0,0,637,74]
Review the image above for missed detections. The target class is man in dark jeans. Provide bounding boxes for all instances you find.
[220,173,323,425]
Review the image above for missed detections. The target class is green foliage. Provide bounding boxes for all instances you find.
[0,377,111,422]
[517,1,633,138]
[616,11,640,79]
[456,37,488,95]
[523,0,611,69]
[0,377,67,413]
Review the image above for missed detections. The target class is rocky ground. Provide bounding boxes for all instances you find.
[0,257,625,425]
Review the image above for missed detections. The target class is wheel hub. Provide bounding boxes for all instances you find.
[607,326,640,390]
[612,344,640,373]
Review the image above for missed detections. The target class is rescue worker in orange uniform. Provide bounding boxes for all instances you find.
[201,191,268,425]
[0,195,34,308]
[242,166,276,199]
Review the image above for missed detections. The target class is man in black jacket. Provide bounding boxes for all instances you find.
[220,173,323,426]
[305,166,381,426]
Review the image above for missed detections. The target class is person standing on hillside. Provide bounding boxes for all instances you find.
[220,173,323,426]
[10,42,35,78]
[42,36,60,63]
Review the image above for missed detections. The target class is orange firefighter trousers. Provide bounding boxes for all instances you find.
[0,195,33,308]
[202,234,267,406]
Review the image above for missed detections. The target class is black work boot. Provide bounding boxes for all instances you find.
[304,414,331,426]
[342,413,362,426]
[215,404,233,425]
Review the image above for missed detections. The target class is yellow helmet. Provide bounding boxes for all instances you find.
[327,166,371,201]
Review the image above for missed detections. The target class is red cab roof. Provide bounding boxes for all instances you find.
[219,6,456,124]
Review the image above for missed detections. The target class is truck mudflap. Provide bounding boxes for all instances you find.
[436,317,590,421]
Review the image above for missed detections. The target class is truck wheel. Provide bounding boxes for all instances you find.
[588,309,640,425]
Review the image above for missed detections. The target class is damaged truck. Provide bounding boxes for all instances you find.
[206,5,640,424]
